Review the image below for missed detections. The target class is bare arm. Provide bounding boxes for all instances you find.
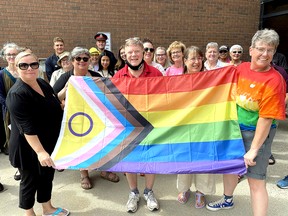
[57,81,69,101]
[24,134,55,167]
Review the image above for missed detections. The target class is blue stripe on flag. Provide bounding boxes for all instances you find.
[122,139,245,162]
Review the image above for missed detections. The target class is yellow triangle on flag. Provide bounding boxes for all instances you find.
[54,83,105,160]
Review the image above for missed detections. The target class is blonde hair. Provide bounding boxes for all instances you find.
[167,41,186,63]
[15,51,38,66]
[125,37,143,49]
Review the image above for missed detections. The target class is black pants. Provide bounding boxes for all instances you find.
[18,166,55,209]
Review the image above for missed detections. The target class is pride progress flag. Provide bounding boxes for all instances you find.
[51,66,246,175]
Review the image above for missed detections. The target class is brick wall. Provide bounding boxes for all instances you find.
[0,0,260,67]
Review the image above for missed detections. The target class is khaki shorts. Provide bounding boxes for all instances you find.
[241,128,276,180]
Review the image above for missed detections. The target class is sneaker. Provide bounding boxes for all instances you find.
[277,175,288,189]
[126,192,140,213]
[206,196,234,211]
[143,191,159,211]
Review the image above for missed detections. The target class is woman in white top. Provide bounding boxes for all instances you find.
[154,47,171,71]
[142,38,165,74]
[204,42,227,70]
[49,51,73,87]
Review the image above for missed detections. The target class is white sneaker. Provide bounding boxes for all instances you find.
[143,191,159,211]
[126,192,140,213]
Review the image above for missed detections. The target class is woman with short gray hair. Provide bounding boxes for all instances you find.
[207,29,286,216]
[229,44,244,66]
[53,47,120,190]
[204,42,227,70]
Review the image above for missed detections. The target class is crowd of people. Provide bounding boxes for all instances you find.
[0,29,287,216]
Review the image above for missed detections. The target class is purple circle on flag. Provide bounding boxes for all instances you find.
[68,112,93,137]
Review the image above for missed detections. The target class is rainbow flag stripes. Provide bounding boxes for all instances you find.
[51,66,246,175]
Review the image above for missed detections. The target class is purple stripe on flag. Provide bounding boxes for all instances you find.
[106,159,246,175]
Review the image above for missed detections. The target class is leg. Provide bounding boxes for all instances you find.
[38,167,69,215]
[206,174,237,211]
[223,174,238,196]
[144,174,155,190]
[24,208,36,216]
[125,173,139,213]
[194,174,216,209]
[18,169,37,213]
[177,174,192,193]
[176,174,192,204]
[42,200,69,216]
[247,177,268,216]
[2,111,10,154]
[143,174,159,211]
[80,170,92,189]
[100,171,119,182]
[126,173,138,190]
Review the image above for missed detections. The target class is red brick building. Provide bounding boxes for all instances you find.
[0,0,260,66]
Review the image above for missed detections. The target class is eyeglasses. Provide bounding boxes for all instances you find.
[219,50,228,53]
[171,51,182,55]
[156,54,166,57]
[17,62,39,70]
[74,57,89,62]
[144,48,155,52]
[254,47,275,55]
[188,57,203,62]
[5,53,17,57]
[232,51,242,54]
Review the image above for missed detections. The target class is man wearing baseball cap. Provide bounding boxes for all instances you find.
[94,32,117,69]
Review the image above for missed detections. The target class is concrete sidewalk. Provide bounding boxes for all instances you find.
[0,119,287,216]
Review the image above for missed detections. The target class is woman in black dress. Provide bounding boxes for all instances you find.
[6,51,69,216]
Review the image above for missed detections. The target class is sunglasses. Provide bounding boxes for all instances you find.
[75,57,89,62]
[144,48,155,52]
[219,50,228,53]
[232,51,242,54]
[18,62,39,70]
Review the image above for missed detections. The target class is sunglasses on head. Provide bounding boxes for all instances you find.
[18,62,39,70]
[144,48,155,52]
[232,51,242,54]
[75,57,89,62]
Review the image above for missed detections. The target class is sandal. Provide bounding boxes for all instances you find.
[195,191,205,209]
[81,176,92,190]
[42,207,69,216]
[100,171,120,183]
[269,154,276,165]
[177,189,190,204]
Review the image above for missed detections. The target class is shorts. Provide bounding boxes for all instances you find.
[241,127,276,180]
